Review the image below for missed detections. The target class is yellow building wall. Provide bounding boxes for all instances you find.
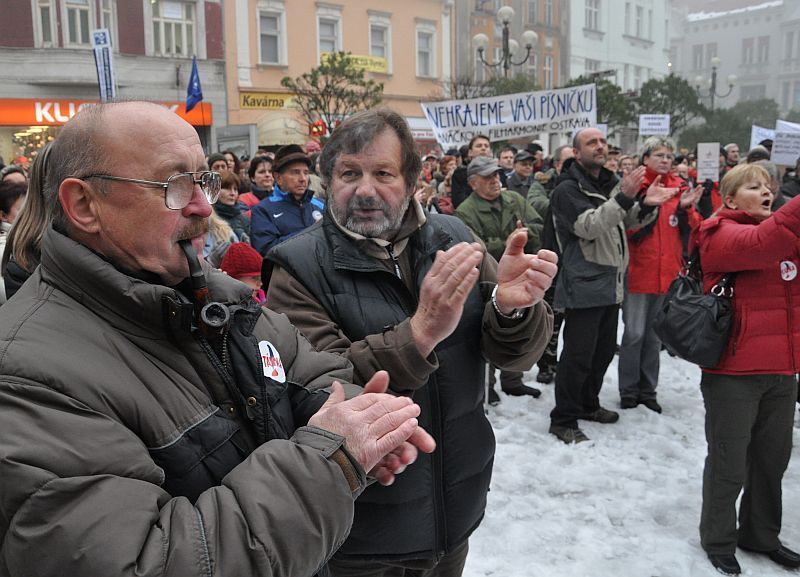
[224,0,449,146]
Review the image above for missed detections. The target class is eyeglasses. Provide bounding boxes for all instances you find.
[79,171,221,209]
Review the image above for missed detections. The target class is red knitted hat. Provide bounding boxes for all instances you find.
[220,242,262,279]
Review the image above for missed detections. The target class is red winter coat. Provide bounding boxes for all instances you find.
[698,196,800,375]
[626,169,699,294]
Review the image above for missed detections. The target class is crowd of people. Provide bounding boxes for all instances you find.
[0,104,798,577]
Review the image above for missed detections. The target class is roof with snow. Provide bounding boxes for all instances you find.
[687,0,782,22]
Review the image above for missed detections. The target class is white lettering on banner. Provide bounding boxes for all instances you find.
[420,84,597,149]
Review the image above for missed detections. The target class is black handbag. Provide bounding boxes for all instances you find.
[653,250,736,368]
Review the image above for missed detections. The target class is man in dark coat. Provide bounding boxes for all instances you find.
[266,108,556,577]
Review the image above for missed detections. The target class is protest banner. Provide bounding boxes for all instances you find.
[776,120,800,133]
[638,114,670,136]
[420,84,597,149]
[749,125,775,151]
[92,29,116,102]
[772,131,800,166]
[696,142,721,183]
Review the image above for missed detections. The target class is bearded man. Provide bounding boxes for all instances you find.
[265,108,556,577]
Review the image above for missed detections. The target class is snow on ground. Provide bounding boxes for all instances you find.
[464,350,800,577]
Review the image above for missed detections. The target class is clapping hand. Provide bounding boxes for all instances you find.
[494,228,558,314]
[679,183,704,209]
[308,371,436,481]
[642,175,679,206]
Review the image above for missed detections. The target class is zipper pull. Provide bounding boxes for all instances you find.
[387,243,402,279]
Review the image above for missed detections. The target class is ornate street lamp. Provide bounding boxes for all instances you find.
[694,56,737,111]
[472,6,538,78]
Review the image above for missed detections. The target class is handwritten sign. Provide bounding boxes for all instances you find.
[772,131,800,166]
[420,84,597,149]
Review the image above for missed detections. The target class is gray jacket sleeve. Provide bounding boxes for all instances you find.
[0,380,362,577]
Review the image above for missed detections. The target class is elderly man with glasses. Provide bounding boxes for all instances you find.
[0,101,436,577]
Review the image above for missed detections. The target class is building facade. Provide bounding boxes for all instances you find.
[452,0,565,91]
[221,0,454,155]
[0,0,227,164]
[565,0,671,93]
[670,0,800,114]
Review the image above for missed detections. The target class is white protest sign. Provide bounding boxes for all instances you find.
[776,120,800,133]
[92,29,116,101]
[750,125,775,151]
[771,131,800,166]
[420,84,597,149]
[697,142,721,183]
[638,114,670,136]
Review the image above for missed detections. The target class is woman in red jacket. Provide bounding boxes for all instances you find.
[697,164,800,576]
[618,137,702,412]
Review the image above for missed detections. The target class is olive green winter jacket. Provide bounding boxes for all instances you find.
[0,228,364,577]
[455,189,543,261]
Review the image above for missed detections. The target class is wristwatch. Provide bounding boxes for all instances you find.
[491,285,523,320]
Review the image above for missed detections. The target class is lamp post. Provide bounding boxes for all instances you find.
[472,6,537,78]
[694,56,737,111]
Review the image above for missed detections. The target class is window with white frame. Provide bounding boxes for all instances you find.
[742,37,754,64]
[319,18,338,53]
[368,12,392,72]
[64,0,92,47]
[528,52,538,84]
[101,0,117,49]
[585,58,600,73]
[692,44,703,69]
[34,0,57,47]
[152,1,195,57]
[648,9,652,40]
[370,25,387,58]
[705,42,717,66]
[544,0,552,26]
[258,1,285,65]
[757,36,769,63]
[416,20,436,78]
[635,5,643,38]
[585,0,599,31]
[317,5,342,58]
[624,3,630,34]
[527,0,537,24]
[785,31,795,60]
[259,13,280,64]
[634,65,641,91]
[544,54,553,89]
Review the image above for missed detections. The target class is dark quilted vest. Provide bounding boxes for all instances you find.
[268,214,495,561]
